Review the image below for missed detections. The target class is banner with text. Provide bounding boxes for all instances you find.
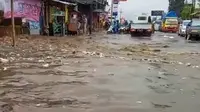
[4,0,41,21]
[112,2,118,16]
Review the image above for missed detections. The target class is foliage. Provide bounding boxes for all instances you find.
[181,4,192,20]
[168,0,185,17]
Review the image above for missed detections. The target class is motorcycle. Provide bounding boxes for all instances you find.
[120,26,130,34]
[107,25,114,34]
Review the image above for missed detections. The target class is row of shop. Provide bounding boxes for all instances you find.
[0,0,108,37]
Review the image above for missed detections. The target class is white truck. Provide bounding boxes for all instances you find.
[130,15,153,37]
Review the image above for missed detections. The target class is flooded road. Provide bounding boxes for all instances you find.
[0,32,200,112]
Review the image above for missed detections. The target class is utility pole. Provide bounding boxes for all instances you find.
[119,9,122,24]
[11,0,16,47]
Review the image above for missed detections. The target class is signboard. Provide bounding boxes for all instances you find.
[151,10,164,16]
[4,0,41,21]
[113,3,118,16]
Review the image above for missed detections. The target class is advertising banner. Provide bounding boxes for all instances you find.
[4,0,41,21]
[112,3,118,16]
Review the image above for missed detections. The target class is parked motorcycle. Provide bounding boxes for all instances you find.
[119,26,130,34]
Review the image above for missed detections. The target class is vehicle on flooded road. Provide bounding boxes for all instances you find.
[178,20,191,37]
[119,26,130,34]
[130,15,153,37]
[161,11,178,33]
[153,20,162,31]
[186,19,200,40]
[162,17,178,33]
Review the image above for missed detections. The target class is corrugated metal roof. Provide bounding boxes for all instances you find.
[52,0,76,5]
[73,0,93,4]
[93,9,105,13]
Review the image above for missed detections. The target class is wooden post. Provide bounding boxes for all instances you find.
[110,0,113,23]
[11,0,16,47]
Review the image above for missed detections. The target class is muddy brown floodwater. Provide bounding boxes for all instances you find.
[0,32,200,112]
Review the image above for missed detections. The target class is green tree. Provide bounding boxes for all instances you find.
[181,4,192,19]
[168,0,185,17]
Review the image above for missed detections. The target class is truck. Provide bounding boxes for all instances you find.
[130,15,153,37]
[161,11,179,33]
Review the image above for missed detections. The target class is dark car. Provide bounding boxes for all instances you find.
[186,19,200,40]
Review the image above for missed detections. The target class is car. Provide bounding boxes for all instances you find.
[130,15,153,37]
[186,19,200,40]
[178,20,191,36]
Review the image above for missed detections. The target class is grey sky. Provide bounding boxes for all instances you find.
[108,0,169,20]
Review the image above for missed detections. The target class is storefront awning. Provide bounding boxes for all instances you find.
[75,0,94,4]
[93,9,106,13]
[52,0,76,5]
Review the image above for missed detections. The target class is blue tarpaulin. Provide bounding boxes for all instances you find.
[162,11,177,19]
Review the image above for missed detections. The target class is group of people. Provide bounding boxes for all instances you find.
[76,14,92,35]
[107,19,133,34]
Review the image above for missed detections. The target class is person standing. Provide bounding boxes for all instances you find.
[87,15,92,35]
[83,15,88,35]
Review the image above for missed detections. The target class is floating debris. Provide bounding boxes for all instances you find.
[42,64,50,68]
[0,58,9,63]
[178,62,183,65]
[186,63,191,67]
[152,102,172,109]
[136,101,142,104]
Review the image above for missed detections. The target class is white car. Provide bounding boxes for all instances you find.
[178,20,191,36]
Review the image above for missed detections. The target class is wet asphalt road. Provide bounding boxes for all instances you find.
[0,32,200,112]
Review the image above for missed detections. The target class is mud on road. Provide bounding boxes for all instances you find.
[0,32,200,112]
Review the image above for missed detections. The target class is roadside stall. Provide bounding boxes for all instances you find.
[68,11,79,35]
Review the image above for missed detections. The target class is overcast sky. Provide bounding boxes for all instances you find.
[108,0,169,20]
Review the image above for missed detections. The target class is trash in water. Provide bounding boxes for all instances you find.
[186,63,191,66]
[38,60,45,62]
[36,104,41,107]
[192,66,199,68]
[43,64,50,68]
[164,35,168,38]
[163,45,170,48]
[182,77,187,80]
[3,67,7,71]
[99,53,104,58]
[0,58,9,63]
[169,36,174,39]
[136,101,142,104]
[178,62,183,65]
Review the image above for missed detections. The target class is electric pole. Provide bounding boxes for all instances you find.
[120,9,122,24]
[11,0,16,47]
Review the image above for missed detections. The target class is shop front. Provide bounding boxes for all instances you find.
[3,0,42,35]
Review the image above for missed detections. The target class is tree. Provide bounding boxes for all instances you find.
[168,0,185,17]
[181,4,192,19]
